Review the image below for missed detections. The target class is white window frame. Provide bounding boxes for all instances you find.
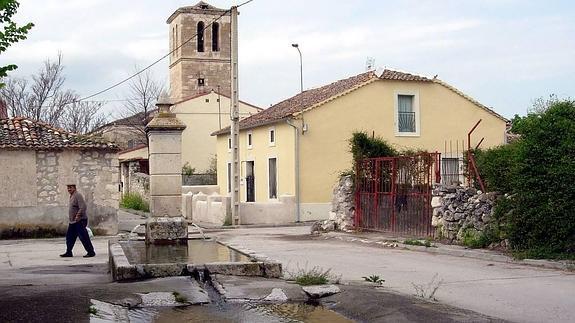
[227,136,232,152]
[268,127,276,147]
[267,156,278,200]
[247,131,253,149]
[394,90,420,137]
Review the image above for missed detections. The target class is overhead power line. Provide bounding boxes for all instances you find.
[78,0,255,102]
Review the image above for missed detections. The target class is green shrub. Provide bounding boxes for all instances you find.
[120,192,149,212]
[473,143,520,194]
[461,229,491,249]
[350,131,397,163]
[181,162,196,176]
[508,100,575,257]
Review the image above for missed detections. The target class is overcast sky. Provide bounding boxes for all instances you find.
[4,0,575,119]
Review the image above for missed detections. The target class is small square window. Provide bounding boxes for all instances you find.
[198,78,205,86]
[205,98,209,103]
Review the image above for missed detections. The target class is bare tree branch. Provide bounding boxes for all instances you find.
[0,54,108,134]
[60,101,109,134]
[116,68,164,145]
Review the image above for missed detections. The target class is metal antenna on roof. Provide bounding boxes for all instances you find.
[365,57,375,71]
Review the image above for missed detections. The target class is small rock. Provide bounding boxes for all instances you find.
[431,196,442,208]
[263,288,288,302]
[302,285,341,299]
[138,292,180,307]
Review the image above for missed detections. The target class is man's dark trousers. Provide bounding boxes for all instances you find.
[65,219,95,255]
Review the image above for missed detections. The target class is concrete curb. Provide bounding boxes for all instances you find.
[323,233,574,272]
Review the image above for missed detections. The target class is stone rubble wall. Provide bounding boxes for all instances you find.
[312,175,355,234]
[130,172,149,200]
[431,185,497,241]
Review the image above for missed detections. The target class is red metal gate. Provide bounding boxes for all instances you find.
[355,153,441,237]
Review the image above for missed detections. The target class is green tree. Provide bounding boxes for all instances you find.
[0,0,34,86]
[510,100,575,257]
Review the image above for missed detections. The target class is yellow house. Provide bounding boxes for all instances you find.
[213,69,508,222]
[171,90,261,171]
[113,91,261,172]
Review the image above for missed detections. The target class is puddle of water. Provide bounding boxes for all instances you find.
[120,240,250,264]
[152,303,353,323]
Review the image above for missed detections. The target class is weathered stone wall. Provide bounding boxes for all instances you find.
[0,149,119,237]
[312,175,355,234]
[431,185,497,241]
[127,161,149,200]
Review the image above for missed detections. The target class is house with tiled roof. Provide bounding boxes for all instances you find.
[206,68,508,225]
[0,116,120,237]
[96,90,261,177]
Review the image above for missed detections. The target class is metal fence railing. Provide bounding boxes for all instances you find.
[398,111,416,132]
[182,174,217,186]
[355,153,441,237]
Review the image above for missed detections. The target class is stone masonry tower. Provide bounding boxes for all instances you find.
[167,1,231,100]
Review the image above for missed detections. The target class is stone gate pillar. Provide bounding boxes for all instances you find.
[145,96,187,244]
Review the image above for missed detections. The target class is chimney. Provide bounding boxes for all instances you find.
[0,99,7,119]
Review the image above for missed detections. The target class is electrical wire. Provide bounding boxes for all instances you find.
[79,0,255,102]
[15,0,256,110]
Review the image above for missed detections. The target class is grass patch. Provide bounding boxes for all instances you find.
[286,264,339,286]
[88,305,97,315]
[120,192,149,212]
[362,274,385,284]
[172,291,188,303]
[461,229,491,249]
[512,248,575,261]
[404,239,434,248]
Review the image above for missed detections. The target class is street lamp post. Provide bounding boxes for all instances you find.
[291,43,303,92]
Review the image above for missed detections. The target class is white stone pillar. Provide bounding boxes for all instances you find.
[145,97,187,244]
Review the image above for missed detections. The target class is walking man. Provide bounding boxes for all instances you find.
[60,184,96,258]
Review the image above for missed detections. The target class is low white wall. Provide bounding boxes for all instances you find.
[241,195,295,225]
[300,203,331,222]
[191,192,230,225]
[185,192,297,226]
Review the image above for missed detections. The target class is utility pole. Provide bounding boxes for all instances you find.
[230,6,241,225]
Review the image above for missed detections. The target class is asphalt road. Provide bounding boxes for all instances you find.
[214,226,575,323]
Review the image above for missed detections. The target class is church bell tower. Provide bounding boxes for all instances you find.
[167,1,232,100]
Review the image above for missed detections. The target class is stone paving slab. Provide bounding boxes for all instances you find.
[213,274,307,302]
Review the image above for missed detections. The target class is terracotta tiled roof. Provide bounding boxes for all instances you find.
[94,109,158,132]
[0,117,119,150]
[212,68,506,136]
[212,70,380,135]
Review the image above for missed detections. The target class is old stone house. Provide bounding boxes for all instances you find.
[93,109,156,151]
[118,144,149,199]
[0,117,120,237]
[211,69,508,224]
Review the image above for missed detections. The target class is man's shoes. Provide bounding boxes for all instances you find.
[83,253,96,258]
[60,253,73,257]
